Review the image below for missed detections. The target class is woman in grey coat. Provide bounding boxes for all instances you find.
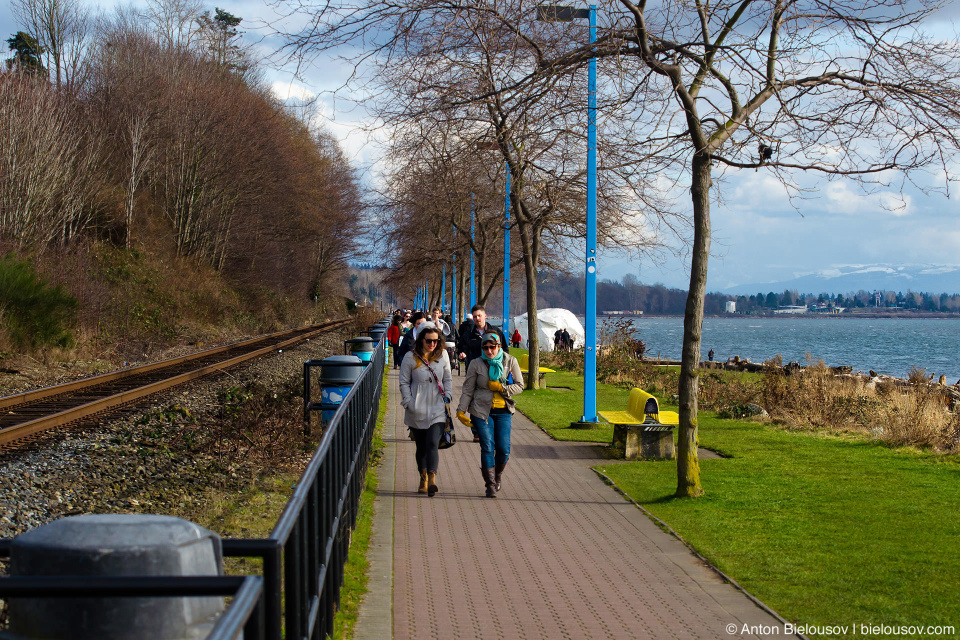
[399,325,453,496]
[456,332,524,498]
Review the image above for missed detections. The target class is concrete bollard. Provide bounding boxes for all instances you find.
[6,514,224,640]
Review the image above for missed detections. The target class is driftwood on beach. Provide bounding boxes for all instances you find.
[692,356,960,409]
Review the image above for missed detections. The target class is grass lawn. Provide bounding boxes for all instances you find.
[515,354,960,637]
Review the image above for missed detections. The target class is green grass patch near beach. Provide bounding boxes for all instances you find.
[516,356,960,637]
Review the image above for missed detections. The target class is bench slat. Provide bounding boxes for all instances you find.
[517,354,556,373]
[597,410,642,424]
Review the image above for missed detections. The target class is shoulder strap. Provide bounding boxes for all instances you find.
[415,352,448,400]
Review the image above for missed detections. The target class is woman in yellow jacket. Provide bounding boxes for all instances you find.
[456,332,524,498]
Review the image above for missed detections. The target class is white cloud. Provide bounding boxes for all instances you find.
[823,181,912,216]
[270,81,317,102]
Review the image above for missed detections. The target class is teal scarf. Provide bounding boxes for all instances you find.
[481,349,505,382]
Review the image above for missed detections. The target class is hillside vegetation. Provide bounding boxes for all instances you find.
[1,6,364,367]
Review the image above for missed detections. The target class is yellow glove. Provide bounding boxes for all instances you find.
[457,411,472,426]
[488,380,504,393]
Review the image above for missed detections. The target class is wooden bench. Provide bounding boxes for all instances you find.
[599,388,679,460]
[516,353,556,388]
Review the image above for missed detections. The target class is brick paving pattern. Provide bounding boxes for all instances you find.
[374,368,791,639]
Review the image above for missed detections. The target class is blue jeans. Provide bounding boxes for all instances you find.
[472,411,512,469]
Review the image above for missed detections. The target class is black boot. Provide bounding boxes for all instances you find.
[494,462,507,492]
[481,467,497,498]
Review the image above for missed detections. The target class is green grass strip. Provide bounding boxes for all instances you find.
[332,370,388,640]
[516,354,960,637]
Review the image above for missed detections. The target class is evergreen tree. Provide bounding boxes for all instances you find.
[196,8,247,72]
[5,31,46,76]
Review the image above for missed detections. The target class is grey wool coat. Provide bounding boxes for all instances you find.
[457,354,524,421]
[398,349,453,429]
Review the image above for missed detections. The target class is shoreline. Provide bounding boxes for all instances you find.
[619,312,960,319]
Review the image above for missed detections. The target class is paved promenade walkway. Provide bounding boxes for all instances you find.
[355,368,794,639]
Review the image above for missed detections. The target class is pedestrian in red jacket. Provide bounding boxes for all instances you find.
[387,315,402,369]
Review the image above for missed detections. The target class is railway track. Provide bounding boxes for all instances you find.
[0,319,352,449]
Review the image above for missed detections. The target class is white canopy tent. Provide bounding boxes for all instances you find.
[510,308,585,352]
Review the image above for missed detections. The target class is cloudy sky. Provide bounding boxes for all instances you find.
[3,0,959,292]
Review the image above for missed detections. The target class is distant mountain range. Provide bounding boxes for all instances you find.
[723,264,960,296]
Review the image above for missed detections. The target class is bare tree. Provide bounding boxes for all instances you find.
[284,0,960,491]
[138,0,204,51]
[282,0,662,385]
[11,0,92,88]
[379,118,510,310]
[0,74,103,250]
[525,0,960,495]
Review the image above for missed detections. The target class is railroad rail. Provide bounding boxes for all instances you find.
[0,319,352,448]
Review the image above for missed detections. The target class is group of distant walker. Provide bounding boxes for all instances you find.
[553,328,573,352]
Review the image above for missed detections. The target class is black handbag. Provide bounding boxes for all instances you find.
[439,406,456,450]
[416,353,456,449]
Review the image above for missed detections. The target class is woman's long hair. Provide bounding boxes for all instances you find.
[414,328,444,364]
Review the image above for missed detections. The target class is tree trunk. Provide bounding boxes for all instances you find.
[516,215,541,389]
[676,151,711,498]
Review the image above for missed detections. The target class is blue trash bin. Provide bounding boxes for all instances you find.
[317,355,363,427]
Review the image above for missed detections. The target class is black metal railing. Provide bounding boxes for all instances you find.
[221,333,386,640]
[0,575,265,639]
[0,327,387,640]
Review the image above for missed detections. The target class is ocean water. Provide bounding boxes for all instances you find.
[625,317,960,383]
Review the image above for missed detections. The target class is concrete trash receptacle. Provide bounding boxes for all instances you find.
[7,514,224,640]
[345,337,375,363]
[364,327,386,343]
[318,355,363,425]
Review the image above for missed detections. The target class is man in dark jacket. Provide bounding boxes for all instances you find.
[458,305,508,368]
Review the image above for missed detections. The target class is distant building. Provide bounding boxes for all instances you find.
[810,303,845,314]
[773,305,807,314]
[725,301,736,313]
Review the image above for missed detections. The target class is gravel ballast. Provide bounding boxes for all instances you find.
[0,326,367,540]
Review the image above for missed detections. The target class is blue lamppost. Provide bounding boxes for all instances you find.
[452,223,458,322]
[452,258,458,323]
[470,193,477,312]
[538,3,598,424]
[503,164,511,337]
[441,263,447,313]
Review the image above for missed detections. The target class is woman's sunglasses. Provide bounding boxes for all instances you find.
[424,338,440,345]
[482,344,499,351]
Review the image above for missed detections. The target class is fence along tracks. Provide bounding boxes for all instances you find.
[0,319,351,449]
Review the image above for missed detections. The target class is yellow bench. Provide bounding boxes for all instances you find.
[516,353,555,387]
[599,388,679,460]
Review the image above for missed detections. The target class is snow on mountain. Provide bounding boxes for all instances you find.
[722,264,960,296]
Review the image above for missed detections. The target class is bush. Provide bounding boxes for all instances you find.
[0,253,78,349]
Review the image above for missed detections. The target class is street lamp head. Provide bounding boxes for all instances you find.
[536,4,590,21]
